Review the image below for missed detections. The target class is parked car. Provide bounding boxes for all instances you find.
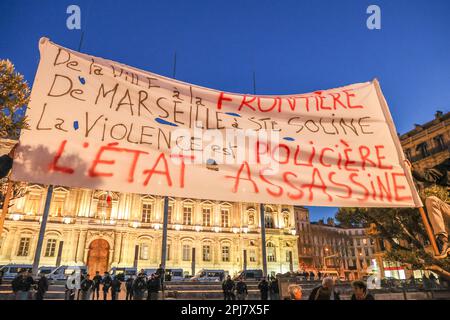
[166,268,184,281]
[47,265,87,281]
[191,269,227,282]
[0,264,32,280]
[109,267,137,281]
[233,269,264,281]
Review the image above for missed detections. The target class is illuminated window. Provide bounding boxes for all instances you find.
[44,239,57,257]
[221,209,230,228]
[25,193,41,215]
[267,242,276,262]
[182,244,191,261]
[50,193,66,217]
[249,249,256,262]
[167,204,173,224]
[222,246,230,262]
[17,237,30,256]
[142,203,152,223]
[183,206,192,225]
[97,194,112,220]
[140,243,149,260]
[202,207,211,226]
[202,245,211,261]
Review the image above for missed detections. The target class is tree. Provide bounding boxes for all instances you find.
[0,59,30,139]
[336,188,450,281]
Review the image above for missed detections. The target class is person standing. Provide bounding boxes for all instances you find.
[92,271,102,300]
[258,278,269,300]
[132,273,147,300]
[12,270,33,300]
[102,272,112,300]
[269,278,280,300]
[0,144,16,179]
[235,278,248,300]
[35,273,49,300]
[309,271,315,281]
[351,280,375,300]
[147,274,160,300]
[309,277,341,300]
[222,275,235,300]
[111,276,122,300]
[125,276,134,300]
[80,274,94,300]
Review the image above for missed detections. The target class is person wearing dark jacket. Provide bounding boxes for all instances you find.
[351,280,375,300]
[80,274,94,300]
[309,277,340,300]
[35,273,49,300]
[269,278,280,300]
[222,275,235,300]
[92,271,102,300]
[110,276,122,300]
[132,274,147,300]
[0,144,16,180]
[258,278,270,300]
[12,270,34,300]
[125,276,134,300]
[407,159,450,257]
[102,272,113,300]
[235,278,248,300]
[147,274,160,300]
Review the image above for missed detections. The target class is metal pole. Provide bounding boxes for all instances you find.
[191,247,196,276]
[259,204,268,278]
[32,185,54,276]
[55,241,64,267]
[161,197,169,268]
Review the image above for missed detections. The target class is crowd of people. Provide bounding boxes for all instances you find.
[221,275,375,300]
[11,269,48,300]
[66,266,165,300]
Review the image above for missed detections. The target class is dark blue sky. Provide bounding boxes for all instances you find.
[1,0,449,221]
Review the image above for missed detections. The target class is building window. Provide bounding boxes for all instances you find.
[139,243,149,260]
[249,249,256,262]
[416,142,429,158]
[221,209,230,228]
[267,242,276,262]
[182,245,191,261]
[285,250,292,262]
[222,246,230,262]
[51,195,65,217]
[167,205,173,224]
[97,194,112,220]
[17,237,30,256]
[142,203,152,223]
[434,135,446,150]
[25,193,41,215]
[183,206,192,225]
[202,245,211,261]
[202,207,211,227]
[44,239,57,257]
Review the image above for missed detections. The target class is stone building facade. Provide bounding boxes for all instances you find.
[0,183,298,277]
[400,110,449,171]
[294,206,377,279]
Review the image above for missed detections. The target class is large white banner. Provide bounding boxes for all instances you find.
[12,38,422,207]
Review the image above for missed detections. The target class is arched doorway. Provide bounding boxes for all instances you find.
[87,239,110,274]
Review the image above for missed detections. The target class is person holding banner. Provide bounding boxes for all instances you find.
[406,159,450,257]
[0,144,17,179]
